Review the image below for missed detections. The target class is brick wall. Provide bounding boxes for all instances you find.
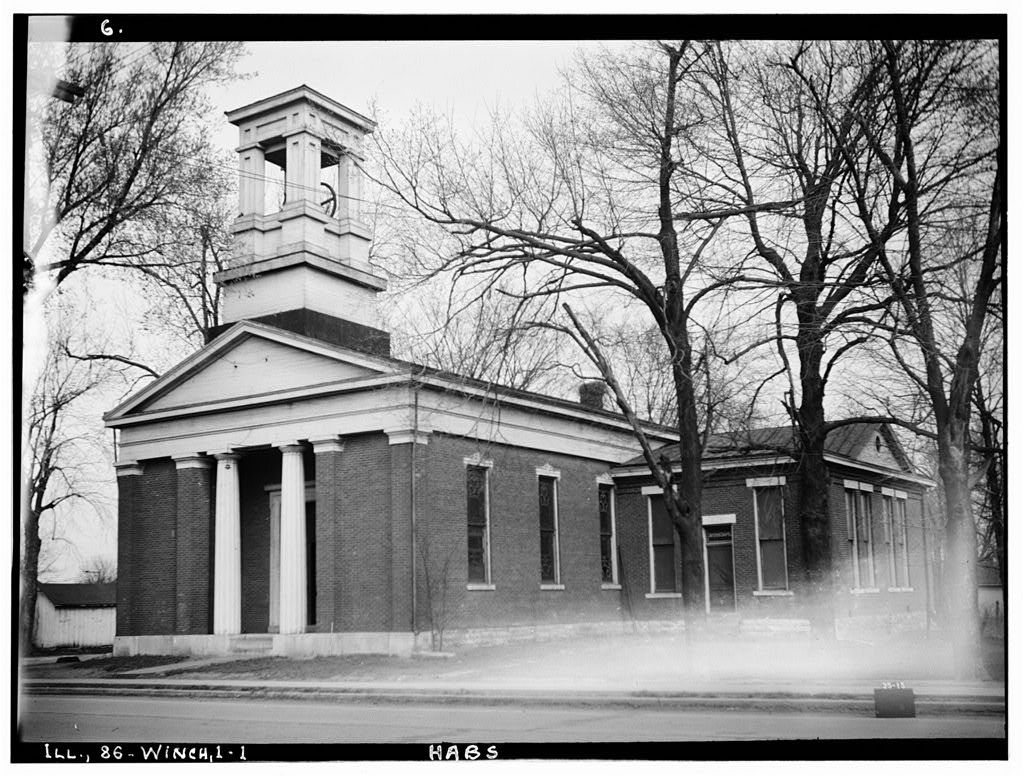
[118,437,931,640]
[115,472,137,637]
[613,465,927,624]
[313,445,342,632]
[333,433,391,631]
[415,434,626,632]
[129,459,178,635]
[175,464,212,634]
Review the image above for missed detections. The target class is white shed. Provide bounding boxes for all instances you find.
[34,583,116,649]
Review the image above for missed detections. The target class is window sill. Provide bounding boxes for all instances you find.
[466,583,495,591]
[850,587,880,595]
[752,589,793,597]
[887,587,914,593]
[601,583,622,590]
[540,583,565,591]
[645,592,682,599]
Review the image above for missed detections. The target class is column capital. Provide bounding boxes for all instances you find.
[114,461,145,477]
[310,436,344,454]
[173,454,213,470]
[213,451,242,463]
[384,428,430,446]
[276,441,306,454]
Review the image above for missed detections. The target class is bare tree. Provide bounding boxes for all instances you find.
[675,40,925,612]
[386,277,568,395]
[81,554,118,584]
[21,321,122,652]
[25,40,244,292]
[371,41,752,617]
[820,39,1001,676]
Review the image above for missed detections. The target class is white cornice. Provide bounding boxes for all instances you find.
[613,454,933,488]
[824,455,934,487]
[613,456,793,478]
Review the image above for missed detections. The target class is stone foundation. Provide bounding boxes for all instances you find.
[113,631,415,658]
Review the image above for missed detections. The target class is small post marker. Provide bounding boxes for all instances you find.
[874,681,915,717]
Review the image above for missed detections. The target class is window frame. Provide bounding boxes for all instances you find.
[597,475,619,588]
[845,480,878,591]
[747,476,789,592]
[464,456,494,590]
[537,465,562,588]
[882,487,912,591]
[642,485,680,597]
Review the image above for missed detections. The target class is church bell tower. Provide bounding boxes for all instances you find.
[212,85,389,355]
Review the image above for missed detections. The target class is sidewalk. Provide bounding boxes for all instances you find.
[19,632,1006,715]
[20,668,1005,716]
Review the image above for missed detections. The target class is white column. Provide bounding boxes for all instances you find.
[278,443,307,634]
[238,145,266,216]
[285,131,321,206]
[213,452,242,635]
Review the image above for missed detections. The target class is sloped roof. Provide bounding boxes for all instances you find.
[622,422,913,471]
[38,583,116,609]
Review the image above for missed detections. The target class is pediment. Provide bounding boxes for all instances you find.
[109,322,393,420]
[853,427,904,471]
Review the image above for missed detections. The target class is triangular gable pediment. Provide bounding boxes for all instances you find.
[852,425,907,472]
[106,322,397,421]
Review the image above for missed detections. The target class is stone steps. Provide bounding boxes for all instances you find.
[228,635,274,655]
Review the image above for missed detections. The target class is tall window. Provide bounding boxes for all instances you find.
[884,492,911,588]
[755,487,787,590]
[649,495,676,593]
[466,465,490,584]
[536,474,561,581]
[598,483,617,584]
[538,475,560,584]
[846,485,875,588]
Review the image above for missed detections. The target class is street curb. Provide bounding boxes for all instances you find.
[20,680,1006,717]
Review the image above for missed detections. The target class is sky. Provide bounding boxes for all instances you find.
[209,40,607,151]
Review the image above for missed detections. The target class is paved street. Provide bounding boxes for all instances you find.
[19,694,1004,744]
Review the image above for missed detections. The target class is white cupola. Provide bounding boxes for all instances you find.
[212,85,389,355]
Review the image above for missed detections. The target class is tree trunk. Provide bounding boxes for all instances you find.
[937,436,982,678]
[20,509,42,655]
[671,343,705,625]
[793,288,834,629]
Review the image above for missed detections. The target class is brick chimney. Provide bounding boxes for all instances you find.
[578,381,607,410]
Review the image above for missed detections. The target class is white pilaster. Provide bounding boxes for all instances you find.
[278,443,307,634]
[213,452,242,635]
[173,454,212,471]
[310,436,344,454]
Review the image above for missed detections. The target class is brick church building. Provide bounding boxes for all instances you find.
[105,86,931,656]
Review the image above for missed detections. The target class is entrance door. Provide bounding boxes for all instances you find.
[269,488,316,632]
[704,525,736,612]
